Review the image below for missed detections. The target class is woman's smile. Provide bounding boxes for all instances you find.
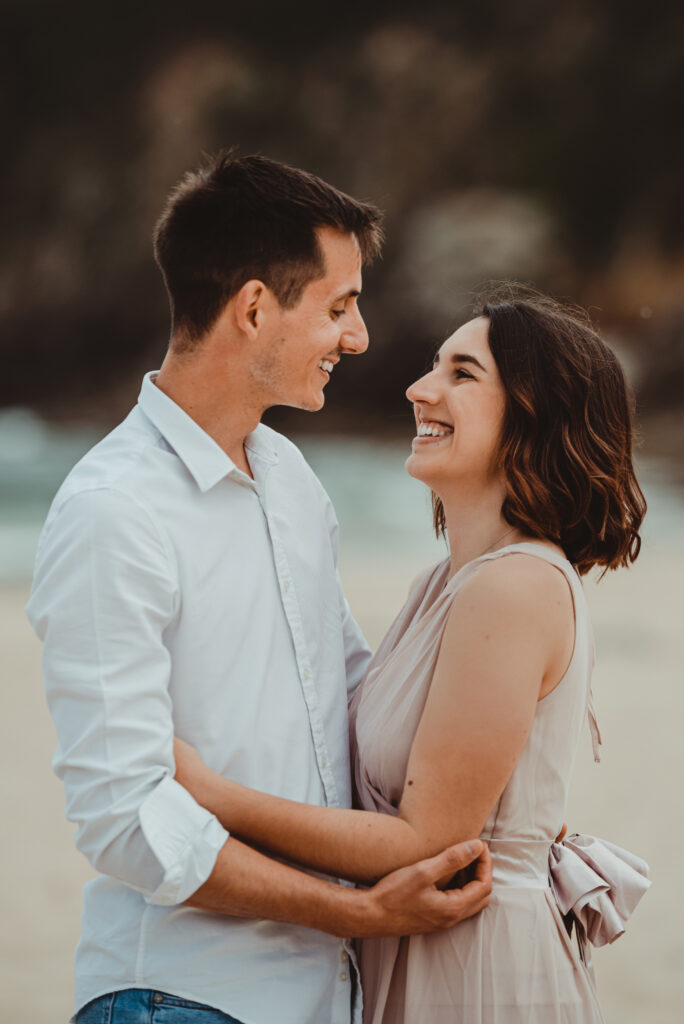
[412,418,454,449]
[416,419,454,438]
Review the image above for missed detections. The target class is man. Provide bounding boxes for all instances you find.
[27,152,491,1024]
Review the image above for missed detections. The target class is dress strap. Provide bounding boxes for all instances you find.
[472,541,579,580]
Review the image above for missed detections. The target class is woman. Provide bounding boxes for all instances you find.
[175,287,648,1022]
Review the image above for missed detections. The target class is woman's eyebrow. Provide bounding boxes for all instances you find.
[433,352,487,372]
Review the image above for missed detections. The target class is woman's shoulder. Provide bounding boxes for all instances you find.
[453,543,576,623]
[437,545,578,690]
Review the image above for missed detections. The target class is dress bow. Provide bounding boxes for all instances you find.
[548,833,650,954]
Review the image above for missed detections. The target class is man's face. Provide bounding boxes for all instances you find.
[251,226,369,412]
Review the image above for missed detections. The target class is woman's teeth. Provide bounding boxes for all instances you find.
[318,360,334,373]
[417,422,452,437]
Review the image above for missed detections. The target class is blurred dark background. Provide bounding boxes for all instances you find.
[3,11,684,1021]
[3,0,684,455]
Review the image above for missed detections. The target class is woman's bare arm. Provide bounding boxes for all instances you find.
[175,555,572,884]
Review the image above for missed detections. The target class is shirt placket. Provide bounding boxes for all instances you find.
[243,454,356,1023]
[331,944,355,1024]
[251,465,341,809]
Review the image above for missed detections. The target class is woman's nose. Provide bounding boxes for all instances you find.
[406,371,437,404]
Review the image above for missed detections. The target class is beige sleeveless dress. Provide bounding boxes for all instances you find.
[349,543,605,1024]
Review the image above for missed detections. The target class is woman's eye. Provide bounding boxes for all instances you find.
[454,368,474,380]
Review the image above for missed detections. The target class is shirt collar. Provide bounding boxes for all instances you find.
[137,372,278,493]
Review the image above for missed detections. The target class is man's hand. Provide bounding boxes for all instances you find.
[175,735,493,938]
[355,839,492,938]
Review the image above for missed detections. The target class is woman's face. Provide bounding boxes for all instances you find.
[405,317,507,495]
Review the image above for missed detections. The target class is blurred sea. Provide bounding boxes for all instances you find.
[1,407,682,584]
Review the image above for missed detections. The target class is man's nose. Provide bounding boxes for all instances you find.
[340,307,369,355]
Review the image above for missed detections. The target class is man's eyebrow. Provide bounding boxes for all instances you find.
[433,351,487,372]
[330,288,361,304]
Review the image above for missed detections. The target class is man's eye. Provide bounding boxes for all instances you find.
[331,308,345,319]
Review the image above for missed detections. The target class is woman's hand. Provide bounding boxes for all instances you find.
[173,737,217,807]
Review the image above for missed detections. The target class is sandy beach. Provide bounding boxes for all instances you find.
[1,521,682,1022]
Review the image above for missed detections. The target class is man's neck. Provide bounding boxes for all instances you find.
[155,351,263,478]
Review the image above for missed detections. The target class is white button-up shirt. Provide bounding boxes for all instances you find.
[27,372,372,1024]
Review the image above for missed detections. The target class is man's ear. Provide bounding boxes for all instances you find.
[234,280,269,339]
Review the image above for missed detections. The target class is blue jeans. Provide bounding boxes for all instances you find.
[74,989,245,1024]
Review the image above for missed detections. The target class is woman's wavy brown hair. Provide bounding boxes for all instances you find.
[432,285,646,575]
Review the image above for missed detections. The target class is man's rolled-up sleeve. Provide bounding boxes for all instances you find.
[26,486,229,905]
[139,775,228,905]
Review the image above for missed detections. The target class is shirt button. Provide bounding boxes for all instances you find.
[339,972,348,982]
[283,580,290,592]
[303,669,311,680]
[341,950,348,963]
[321,756,327,768]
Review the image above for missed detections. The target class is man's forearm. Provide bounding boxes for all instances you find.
[185,835,373,937]
[185,834,493,940]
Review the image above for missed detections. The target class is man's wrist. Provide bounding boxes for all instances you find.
[336,885,380,939]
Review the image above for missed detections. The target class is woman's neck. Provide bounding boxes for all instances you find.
[441,489,525,577]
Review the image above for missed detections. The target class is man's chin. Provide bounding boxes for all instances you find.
[265,391,326,414]
[300,392,326,413]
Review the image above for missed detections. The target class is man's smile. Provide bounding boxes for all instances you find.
[317,357,339,383]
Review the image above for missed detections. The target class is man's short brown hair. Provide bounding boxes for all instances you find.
[153,150,384,348]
